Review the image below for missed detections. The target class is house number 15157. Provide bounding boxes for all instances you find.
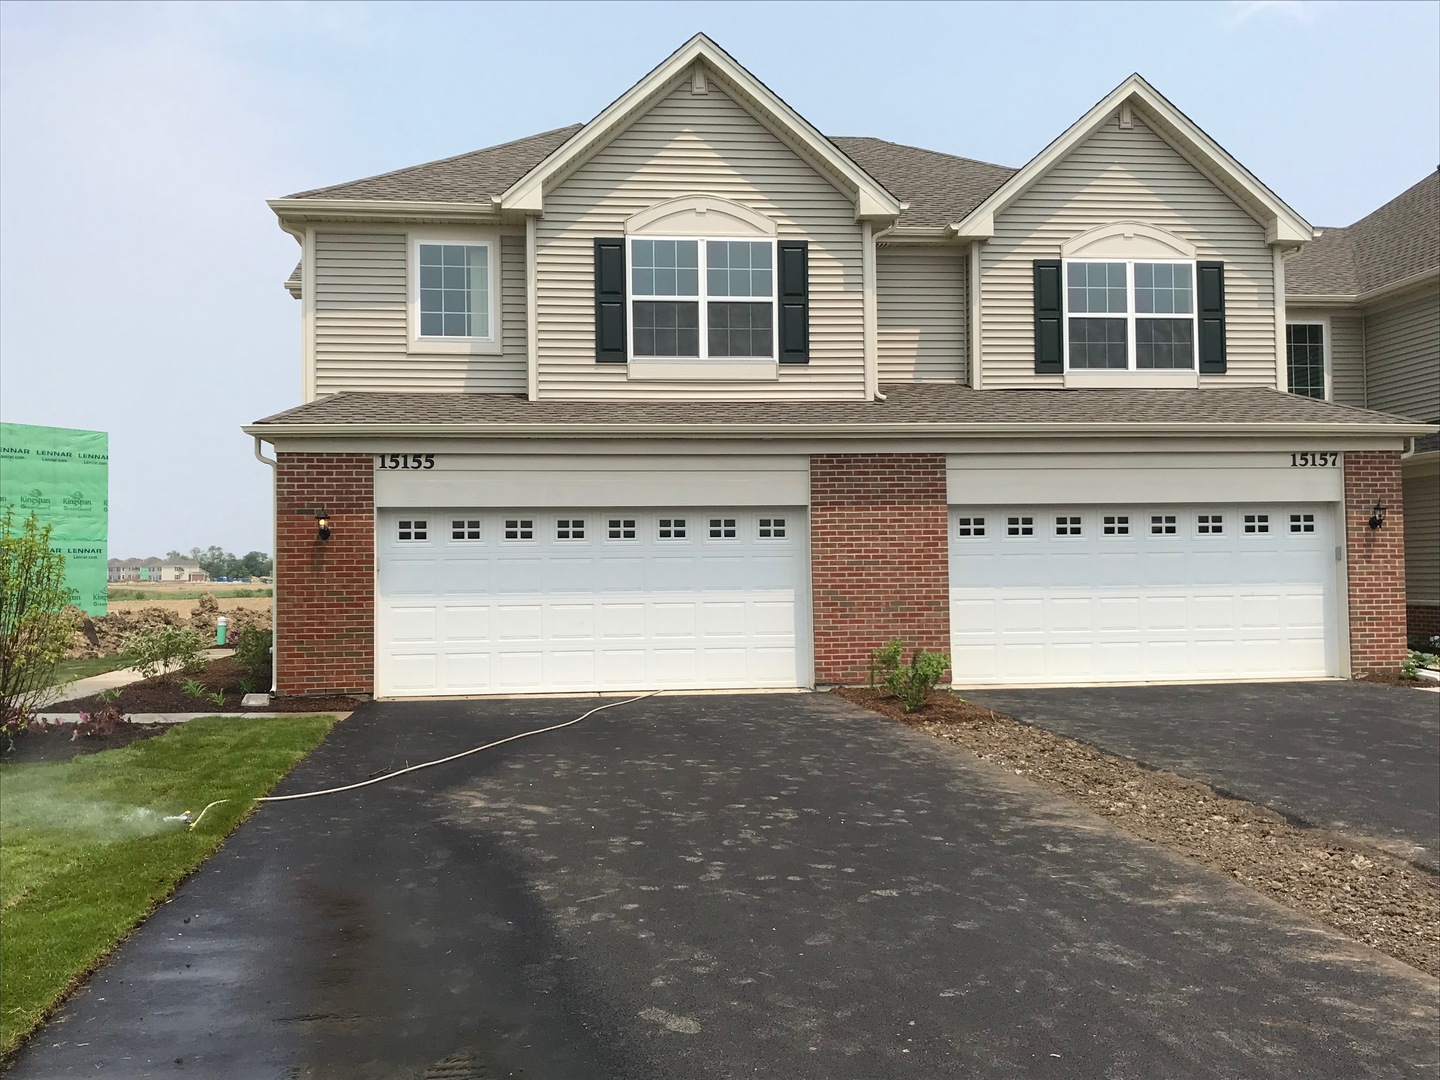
[1290,452,1338,467]
[377,454,435,470]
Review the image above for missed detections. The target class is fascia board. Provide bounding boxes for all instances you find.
[950,75,1314,244]
[498,34,901,220]
[268,198,506,224]
[1290,270,1440,311]
[245,420,1436,441]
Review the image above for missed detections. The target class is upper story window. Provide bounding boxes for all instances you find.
[1065,259,1195,370]
[629,238,775,360]
[1285,323,1326,399]
[410,234,500,354]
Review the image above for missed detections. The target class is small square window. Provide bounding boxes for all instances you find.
[607,518,637,540]
[1102,515,1130,536]
[1290,513,1316,534]
[1150,515,1177,535]
[1006,516,1035,537]
[556,518,585,541]
[956,516,986,537]
[503,518,534,541]
[1198,514,1224,535]
[450,518,482,541]
[397,519,428,542]
[658,517,687,540]
[709,517,737,539]
[1055,515,1082,537]
[758,517,786,539]
[1243,513,1270,535]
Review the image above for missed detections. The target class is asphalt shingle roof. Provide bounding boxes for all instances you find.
[252,383,1425,430]
[1287,171,1439,296]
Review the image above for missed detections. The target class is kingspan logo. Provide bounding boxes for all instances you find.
[18,488,50,509]
[62,490,93,510]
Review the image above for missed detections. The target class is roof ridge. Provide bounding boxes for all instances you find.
[284,124,584,200]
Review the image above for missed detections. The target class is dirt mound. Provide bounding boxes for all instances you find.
[65,600,271,658]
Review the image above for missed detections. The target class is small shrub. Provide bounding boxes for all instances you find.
[181,677,209,701]
[209,689,225,707]
[124,626,207,681]
[73,703,127,738]
[0,509,76,724]
[1400,650,1439,680]
[885,647,952,713]
[868,637,905,689]
[233,628,273,682]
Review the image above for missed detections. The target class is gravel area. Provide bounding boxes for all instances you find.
[835,686,1440,978]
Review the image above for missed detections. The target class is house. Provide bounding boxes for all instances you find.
[245,35,1435,699]
[1283,173,1439,643]
[108,557,209,583]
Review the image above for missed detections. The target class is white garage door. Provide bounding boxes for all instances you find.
[949,504,1340,684]
[377,508,808,697]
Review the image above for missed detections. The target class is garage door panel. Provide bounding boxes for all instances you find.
[950,505,1338,684]
[378,508,806,696]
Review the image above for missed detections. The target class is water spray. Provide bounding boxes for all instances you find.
[177,691,661,831]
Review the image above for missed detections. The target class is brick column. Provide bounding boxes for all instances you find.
[1343,450,1407,675]
[275,453,375,696]
[810,453,950,685]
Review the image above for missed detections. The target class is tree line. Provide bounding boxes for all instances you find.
[165,547,274,580]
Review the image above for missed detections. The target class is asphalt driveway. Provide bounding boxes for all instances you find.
[965,682,1440,869]
[11,694,1438,1079]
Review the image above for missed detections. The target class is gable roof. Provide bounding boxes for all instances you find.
[829,139,1016,229]
[1287,171,1439,298]
[952,74,1313,245]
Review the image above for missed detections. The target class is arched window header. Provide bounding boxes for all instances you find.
[1061,221,1197,260]
[625,195,777,237]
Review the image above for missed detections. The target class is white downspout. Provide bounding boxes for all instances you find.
[867,220,900,402]
[252,435,278,696]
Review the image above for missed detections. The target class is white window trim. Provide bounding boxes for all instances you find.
[1061,257,1199,389]
[1284,316,1331,402]
[626,235,779,380]
[408,231,502,356]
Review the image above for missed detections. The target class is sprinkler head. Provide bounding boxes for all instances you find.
[162,812,194,826]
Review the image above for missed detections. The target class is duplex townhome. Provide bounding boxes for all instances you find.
[246,35,1434,699]
[1282,172,1439,643]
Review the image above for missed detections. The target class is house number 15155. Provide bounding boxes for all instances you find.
[1290,452,1338,467]
[377,454,435,470]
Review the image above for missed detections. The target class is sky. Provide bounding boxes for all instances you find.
[1,0,1436,558]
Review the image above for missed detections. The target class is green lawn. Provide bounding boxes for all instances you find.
[106,587,272,601]
[48,654,130,688]
[0,715,336,1054]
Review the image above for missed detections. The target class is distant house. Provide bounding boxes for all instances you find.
[108,557,209,583]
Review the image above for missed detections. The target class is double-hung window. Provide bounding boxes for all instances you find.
[629,238,775,360]
[412,236,498,351]
[1285,323,1326,399]
[1065,260,1196,370]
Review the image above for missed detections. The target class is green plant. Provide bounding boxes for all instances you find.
[208,689,225,707]
[1400,650,1439,680]
[123,626,207,682]
[96,687,122,704]
[180,677,208,701]
[0,509,76,727]
[885,647,952,713]
[233,628,273,682]
[238,677,255,696]
[868,637,904,689]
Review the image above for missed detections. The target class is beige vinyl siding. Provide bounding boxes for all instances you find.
[1327,314,1366,409]
[313,231,526,396]
[1403,464,1439,605]
[877,247,968,383]
[980,109,1278,389]
[1363,290,1439,421]
[535,74,864,399]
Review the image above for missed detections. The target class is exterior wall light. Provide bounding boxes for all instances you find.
[316,513,332,541]
[1368,502,1386,530]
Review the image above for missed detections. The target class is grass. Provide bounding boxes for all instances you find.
[47,654,130,688]
[107,588,272,601]
[0,715,336,1055]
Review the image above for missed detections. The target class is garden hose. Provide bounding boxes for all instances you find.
[181,691,662,830]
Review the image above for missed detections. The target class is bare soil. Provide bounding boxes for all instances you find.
[2,722,165,766]
[47,658,360,716]
[105,597,272,615]
[1354,668,1439,690]
[835,685,1440,978]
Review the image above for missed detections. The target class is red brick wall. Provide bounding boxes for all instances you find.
[810,453,950,685]
[1344,451,1407,675]
[275,453,375,697]
[1408,604,1440,644]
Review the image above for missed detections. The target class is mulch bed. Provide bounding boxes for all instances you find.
[1354,669,1438,689]
[2,723,166,766]
[834,685,1440,978]
[46,657,361,715]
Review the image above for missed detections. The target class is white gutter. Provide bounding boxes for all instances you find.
[252,436,279,697]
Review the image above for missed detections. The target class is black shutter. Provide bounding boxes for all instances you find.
[594,237,626,363]
[1197,261,1226,374]
[1033,260,1063,374]
[778,240,809,364]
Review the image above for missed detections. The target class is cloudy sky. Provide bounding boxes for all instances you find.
[1,0,1436,557]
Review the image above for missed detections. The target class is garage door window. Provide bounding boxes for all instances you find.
[503,519,534,541]
[1102,514,1130,536]
[397,519,428,542]
[1198,514,1224,535]
[1243,513,1270,534]
[1290,513,1316,533]
[658,517,687,540]
[758,517,787,539]
[606,518,638,541]
[556,518,586,541]
[1150,514,1177,535]
[1006,516,1035,537]
[708,517,738,539]
[956,516,986,537]
[451,519,483,541]
[1055,515,1083,536]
